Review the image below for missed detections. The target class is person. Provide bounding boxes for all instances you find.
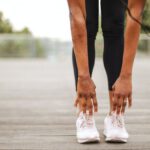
[67,0,146,143]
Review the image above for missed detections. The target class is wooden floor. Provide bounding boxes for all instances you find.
[0,58,150,150]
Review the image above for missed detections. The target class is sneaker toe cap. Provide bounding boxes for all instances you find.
[89,131,99,138]
[77,130,99,140]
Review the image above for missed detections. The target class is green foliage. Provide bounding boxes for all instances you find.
[0,37,46,58]
[0,38,32,57]
[0,11,36,57]
[15,27,31,34]
[0,12,13,33]
[142,1,150,33]
[0,11,31,34]
[34,39,47,58]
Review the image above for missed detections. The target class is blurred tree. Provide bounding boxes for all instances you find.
[0,11,31,34]
[15,27,31,34]
[142,0,150,33]
[0,12,13,33]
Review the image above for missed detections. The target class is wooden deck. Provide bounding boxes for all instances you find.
[0,58,150,150]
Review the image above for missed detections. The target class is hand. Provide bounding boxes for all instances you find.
[74,75,98,115]
[112,75,132,114]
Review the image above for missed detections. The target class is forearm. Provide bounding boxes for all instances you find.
[71,16,89,77]
[120,0,146,78]
[120,15,141,78]
[68,0,90,77]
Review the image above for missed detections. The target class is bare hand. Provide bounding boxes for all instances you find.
[74,75,98,115]
[112,75,132,114]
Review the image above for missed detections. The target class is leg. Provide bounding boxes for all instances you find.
[102,1,129,143]
[68,1,100,143]
[101,0,127,113]
[72,0,99,91]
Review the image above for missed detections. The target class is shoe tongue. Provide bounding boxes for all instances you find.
[108,113,124,128]
[117,114,124,121]
[108,112,116,121]
[86,115,94,126]
[78,111,84,117]
[116,115,125,128]
[78,113,94,126]
[110,112,123,119]
[86,114,92,119]
[110,111,117,116]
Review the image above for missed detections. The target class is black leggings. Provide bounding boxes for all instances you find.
[72,0,127,91]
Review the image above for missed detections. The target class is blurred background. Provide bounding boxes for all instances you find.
[0,0,150,149]
[0,0,150,59]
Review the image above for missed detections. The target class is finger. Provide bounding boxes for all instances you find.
[87,97,93,115]
[93,97,98,112]
[121,98,127,114]
[77,92,82,99]
[128,94,132,108]
[117,96,123,115]
[74,97,79,107]
[79,97,86,113]
[112,94,118,112]
[91,80,96,89]
[112,84,115,91]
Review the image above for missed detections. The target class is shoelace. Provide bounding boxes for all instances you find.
[116,116,124,128]
[111,114,124,128]
[86,116,94,128]
[79,114,87,129]
[79,114,94,129]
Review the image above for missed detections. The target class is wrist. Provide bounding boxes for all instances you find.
[78,71,90,78]
[120,73,132,80]
[78,75,90,79]
[78,74,90,80]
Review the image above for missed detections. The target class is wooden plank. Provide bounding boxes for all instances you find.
[0,59,149,150]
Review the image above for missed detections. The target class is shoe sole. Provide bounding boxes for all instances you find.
[77,137,100,144]
[105,137,127,143]
[103,132,127,143]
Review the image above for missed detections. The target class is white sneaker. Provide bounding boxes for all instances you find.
[76,112,100,143]
[103,113,129,143]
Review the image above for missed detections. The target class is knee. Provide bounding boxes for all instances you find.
[101,17,124,37]
[86,22,99,40]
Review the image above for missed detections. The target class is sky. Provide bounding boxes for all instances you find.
[0,0,72,41]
